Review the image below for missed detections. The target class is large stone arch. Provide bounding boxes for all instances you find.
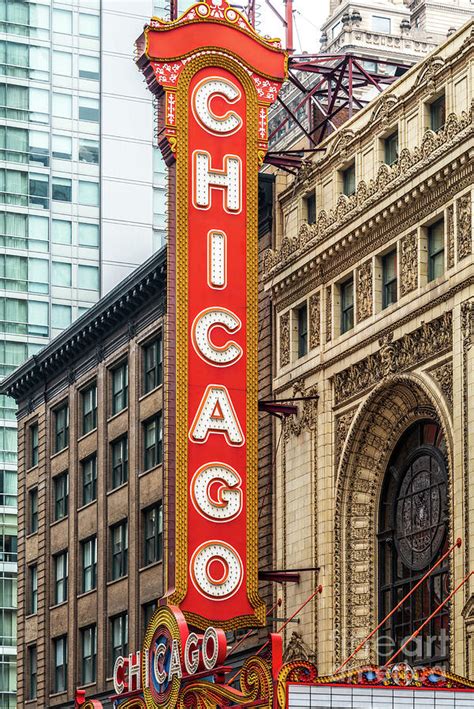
[333,372,453,668]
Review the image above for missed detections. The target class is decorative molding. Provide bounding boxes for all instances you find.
[414,55,445,93]
[461,299,474,643]
[309,292,321,349]
[333,374,454,667]
[400,232,418,296]
[264,106,473,281]
[356,260,372,322]
[283,381,318,440]
[335,408,357,466]
[457,192,472,261]
[369,93,399,128]
[326,286,332,343]
[447,204,455,269]
[333,312,452,405]
[280,312,290,368]
[428,361,453,412]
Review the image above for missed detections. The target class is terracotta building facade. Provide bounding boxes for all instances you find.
[263,22,474,677]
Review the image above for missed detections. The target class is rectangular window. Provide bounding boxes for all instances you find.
[52,261,72,287]
[372,15,391,33]
[29,564,37,614]
[29,488,38,534]
[82,384,97,434]
[53,472,68,521]
[81,537,97,593]
[143,502,163,566]
[430,95,446,132]
[54,404,69,452]
[78,264,99,290]
[52,8,72,34]
[342,163,355,196]
[79,55,100,80]
[428,219,445,281]
[143,601,156,633]
[305,192,316,224]
[79,97,100,122]
[52,50,72,76]
[29,130,48,166]
[52,219,72,245]
[0,528,17,561]
[111,520,128,580]
[52,134,72,161]
[53,635,68,693]
[78,180,99,206]
[82,455,97,506]
[111,436,128,489]
[111,614,128,672]
[340,278,354,334]
[54,551,68,605]
[29,172,48,208]
[0,469,16,506]
[144,413,163,471]
[382,250,398,308]
[52,176,72,202]
[78,223,99,247]
[79,13,100,38]
[297,303,308,358]
[384,130,398,166]
[111,362,128,415]
[30,422,38,467]
[52,92,72,119]
[52,304,72,330]
[79,138,99,165]
[81,625,97,685]
[28,645,37,700]
[144,336,163,394]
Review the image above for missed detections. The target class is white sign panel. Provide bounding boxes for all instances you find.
[288,684,474,708]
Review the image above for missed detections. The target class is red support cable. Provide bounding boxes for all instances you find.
[385,570,473,666]
[335,538,462,673]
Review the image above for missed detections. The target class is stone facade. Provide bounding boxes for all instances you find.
[264,23,474,677]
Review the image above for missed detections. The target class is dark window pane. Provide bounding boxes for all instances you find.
[111,521,128,580]
[111,436,128,488]
[144,414,163,471]
[297,304,307,358]
[342,164,355,196]
[143,503,163,566]
[144,336,163,394]
[82,384,97,434]
[81,537,97,593]
[82,455,97,506]
[340,278,354,333]
[428,219,444,281]
[430,95,446,132]
[112,362,128,415]
[382,250,397,308]
[53,472,68,521]
[53,636,68,693]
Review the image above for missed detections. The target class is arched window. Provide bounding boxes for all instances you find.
[378,421,449,667]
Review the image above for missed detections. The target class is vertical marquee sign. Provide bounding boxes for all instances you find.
[136,0,286,630]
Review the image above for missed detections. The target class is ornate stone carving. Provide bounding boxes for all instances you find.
[280,312,290,368]
[369,94,399,128]
[414,55,445,93]
[284,381,318,440]
[462,299,474,349]
[446,204,455,269]
[327,129,355,160]
[457,193,472,261]
[283,632,316,663]
[400,232,418,296]
[309,292,321,349]
[326,286,332,343]
[334,312,452,404]
[429,361,453,411]
[264,106,473,278]
[336,408,357,465]
[356,260,373,322]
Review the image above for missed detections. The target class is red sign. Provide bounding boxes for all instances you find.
[136,0,286,630]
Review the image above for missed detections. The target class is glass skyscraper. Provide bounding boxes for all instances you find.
[0,0,170,704]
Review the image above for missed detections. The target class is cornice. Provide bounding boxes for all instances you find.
[265,107,473,296]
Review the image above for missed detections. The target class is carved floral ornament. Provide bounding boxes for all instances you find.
[263,105,473,279]
[333,312,452,406]
[283,380,318,440]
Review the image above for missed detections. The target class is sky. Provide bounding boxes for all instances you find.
[259,0,330,53]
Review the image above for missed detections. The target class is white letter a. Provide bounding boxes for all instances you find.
[189,385,244,446]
